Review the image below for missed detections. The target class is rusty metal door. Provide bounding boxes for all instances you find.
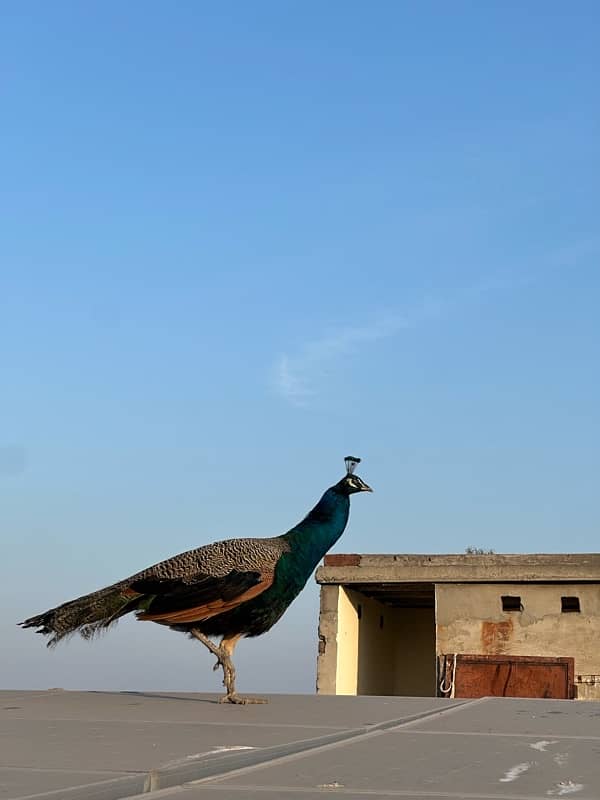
[441,654,575,699]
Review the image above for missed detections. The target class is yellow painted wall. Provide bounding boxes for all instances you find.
[335,589,435,696]
[335,586,359,695]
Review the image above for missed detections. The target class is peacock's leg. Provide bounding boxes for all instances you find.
[189,630,234,694]
[190,629,267,704]
[216,633,267,705]
[190,629,222,669]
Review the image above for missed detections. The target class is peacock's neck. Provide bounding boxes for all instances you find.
[282,488,350,572]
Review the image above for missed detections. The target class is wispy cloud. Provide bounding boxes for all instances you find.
[272,237,598,407]
[273,299,444,407]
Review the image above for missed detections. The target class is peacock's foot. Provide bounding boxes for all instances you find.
[218,693,268,705]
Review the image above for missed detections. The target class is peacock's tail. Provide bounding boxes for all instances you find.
[19,585,141,647]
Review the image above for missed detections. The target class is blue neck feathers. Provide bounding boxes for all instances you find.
[282,487,350,568]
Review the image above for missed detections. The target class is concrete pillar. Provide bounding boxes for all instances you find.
[316,585,360,695]
[316,585,340,694]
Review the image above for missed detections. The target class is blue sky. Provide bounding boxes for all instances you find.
[2,2,599,693]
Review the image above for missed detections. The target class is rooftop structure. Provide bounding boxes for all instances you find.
[316,553,600,700]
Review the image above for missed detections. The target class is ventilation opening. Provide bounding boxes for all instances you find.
[561,596,580,613]
[502,595,522,612]
[357,603,362,620]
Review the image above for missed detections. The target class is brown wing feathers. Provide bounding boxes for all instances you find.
[132,569,274,625]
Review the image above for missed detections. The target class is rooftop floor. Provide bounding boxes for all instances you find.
[2,690,599,799]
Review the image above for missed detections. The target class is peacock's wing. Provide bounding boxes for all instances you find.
[125,536,289,625]
[130,569,272,623]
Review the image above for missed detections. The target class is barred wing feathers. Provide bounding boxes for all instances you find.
[132,569,275,624]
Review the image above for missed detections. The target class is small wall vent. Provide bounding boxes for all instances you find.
[501,595,522,612]
[561,596,580,613]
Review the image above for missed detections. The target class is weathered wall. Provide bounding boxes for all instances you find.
[318,554,600,587]
[436,583,600,700]
[318,578,600,698]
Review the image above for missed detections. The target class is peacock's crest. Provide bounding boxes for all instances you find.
[344,455,361,475]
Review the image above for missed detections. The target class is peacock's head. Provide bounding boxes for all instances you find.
[333,456,373,496]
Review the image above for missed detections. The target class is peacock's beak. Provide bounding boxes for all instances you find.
[360,483,373,492]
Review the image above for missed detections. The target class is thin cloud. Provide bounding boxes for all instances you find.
[276,354,315,406]
[273,300,443,407]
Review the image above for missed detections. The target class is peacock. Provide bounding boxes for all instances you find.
[20,456,372,704]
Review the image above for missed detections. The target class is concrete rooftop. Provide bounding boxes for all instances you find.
[2,690,600,799]
[317,552,600,584]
